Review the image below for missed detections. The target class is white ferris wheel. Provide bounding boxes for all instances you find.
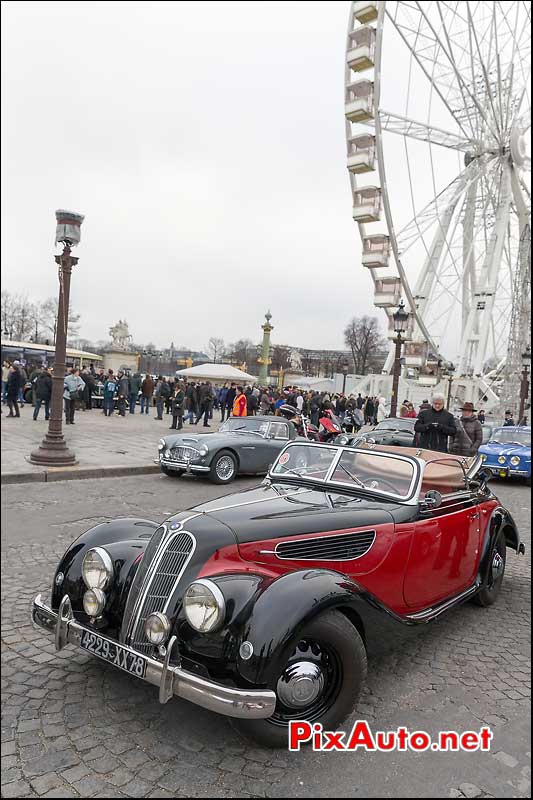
[345,1,531,394]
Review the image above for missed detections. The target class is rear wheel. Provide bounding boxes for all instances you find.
[473,530,506,607]
[230,610,367,748]
[209,450,237,484]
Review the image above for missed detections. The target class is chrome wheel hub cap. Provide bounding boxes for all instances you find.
[216,456,234,480]
[491,551,504,580]
[277,661,324,708]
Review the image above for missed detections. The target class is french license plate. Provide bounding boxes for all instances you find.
[80,630,146,678]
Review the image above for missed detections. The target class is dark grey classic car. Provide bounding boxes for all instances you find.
[158,416,301,483]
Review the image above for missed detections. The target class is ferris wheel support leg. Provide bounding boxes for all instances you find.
[458,165,513,376]
[462,180,478,335]
[472,166,513,375]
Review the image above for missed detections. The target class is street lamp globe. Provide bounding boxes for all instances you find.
[393,300,410,335]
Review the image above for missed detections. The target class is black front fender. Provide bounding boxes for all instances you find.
[50,518,159,633]
[236,569,363,685]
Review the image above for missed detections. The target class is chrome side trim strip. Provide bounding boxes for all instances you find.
[202,487,313,514]
[405,582,480,622]
[31,594,276,720]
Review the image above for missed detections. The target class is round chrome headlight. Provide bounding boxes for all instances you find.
[481,454,487,462]
[158,438,166,450]
[498,456,506,465]
[199,444,209,456]
[183,579,225,633]
[510,456,521,466]
[144,612,171,645]
[83,588,106,617]
[82,547,114,590]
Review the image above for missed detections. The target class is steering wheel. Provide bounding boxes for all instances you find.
[360,477,400,494]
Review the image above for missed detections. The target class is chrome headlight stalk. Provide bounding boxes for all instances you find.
[81,547,114,591]
[183,579,226,633]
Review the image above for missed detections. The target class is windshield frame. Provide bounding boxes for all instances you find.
[488,428,531,447]
[269,442,422,504]
[374,418,416,432]
[219,419,270,438]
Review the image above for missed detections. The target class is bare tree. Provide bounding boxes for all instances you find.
[1,291,18,339]
[344,316,386,375]
[207,337,225,363]
[270,345,292,372]
[228,339,257,368]
[40,297,80,345]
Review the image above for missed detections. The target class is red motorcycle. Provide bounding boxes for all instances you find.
[277,404,320,441]
[317,409,343,442]
[278,404,342,443]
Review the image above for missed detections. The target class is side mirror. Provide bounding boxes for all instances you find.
[421,489,443,510]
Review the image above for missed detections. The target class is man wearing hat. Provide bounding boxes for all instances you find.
[449,402,483,457]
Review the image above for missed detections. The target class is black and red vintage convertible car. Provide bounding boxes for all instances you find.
[32,442,524,747]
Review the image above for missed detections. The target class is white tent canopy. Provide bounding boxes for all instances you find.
[174,363,255,383]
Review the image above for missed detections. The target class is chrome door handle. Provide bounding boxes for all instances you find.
[469,512,480,520]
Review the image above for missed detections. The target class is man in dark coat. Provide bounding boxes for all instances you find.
[503,411,515,427]
[116,371,130,417]
[129,372,142,414]
[6,362,23,417]
[140,374,154,415]
[197,382,214,427]
[226,383,237,421]
[170,383,185,430]
[414,393,457,452]
[33,368,53,420]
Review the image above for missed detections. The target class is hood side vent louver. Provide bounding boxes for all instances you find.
[275,530,376,561]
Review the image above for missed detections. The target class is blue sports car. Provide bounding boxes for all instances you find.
[479,426,531,484]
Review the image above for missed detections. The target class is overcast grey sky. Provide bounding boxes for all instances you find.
[2,0,373,352]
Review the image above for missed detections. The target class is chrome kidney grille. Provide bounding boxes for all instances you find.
[274,530,376,561]
[122,526,196,654]
[170,446,200,461]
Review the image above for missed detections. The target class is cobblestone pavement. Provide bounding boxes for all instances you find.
[1,475,530,798]
[1,403,224,476]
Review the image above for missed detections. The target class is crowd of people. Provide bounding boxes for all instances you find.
[2,360,527,458]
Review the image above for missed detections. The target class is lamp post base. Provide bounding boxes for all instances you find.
[29,434,78,467]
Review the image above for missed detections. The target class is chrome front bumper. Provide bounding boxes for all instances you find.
[160,457,210,473]
[31,594,276,720]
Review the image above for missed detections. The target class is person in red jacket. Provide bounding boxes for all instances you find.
[232,386,247,417]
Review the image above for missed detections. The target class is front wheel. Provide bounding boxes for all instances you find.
[230,610,367,748]
[209,450,237,484]
[473,529,506,607]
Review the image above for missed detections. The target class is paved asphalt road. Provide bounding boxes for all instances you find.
[1,473,530,798]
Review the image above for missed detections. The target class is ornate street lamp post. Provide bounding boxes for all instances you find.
[519,345,531,425]
[342,359,349,394]
[446,362,456,409]
[390,300,410,418]
[30,210,84,467]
